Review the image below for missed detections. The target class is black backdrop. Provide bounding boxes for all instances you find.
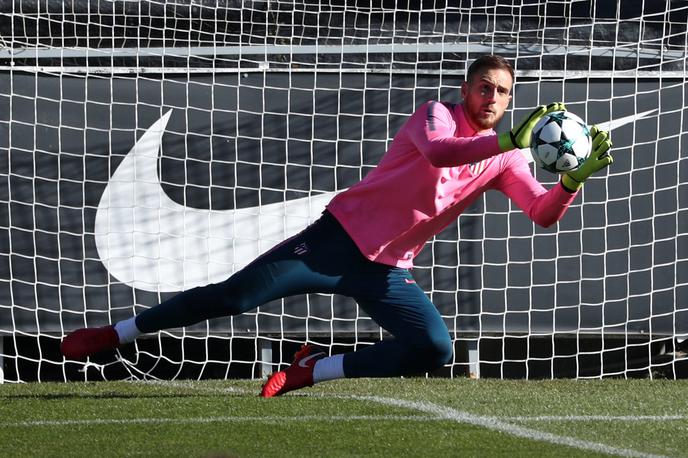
[1,71,686,338]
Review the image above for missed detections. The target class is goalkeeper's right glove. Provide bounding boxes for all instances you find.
[497,102,567,152]
[561,125,613,192]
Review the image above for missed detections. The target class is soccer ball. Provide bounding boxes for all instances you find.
[530,111,591,174]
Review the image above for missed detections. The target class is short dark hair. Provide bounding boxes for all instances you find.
[466,55,514,84]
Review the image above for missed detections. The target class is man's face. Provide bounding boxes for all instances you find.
[461,67,513,131]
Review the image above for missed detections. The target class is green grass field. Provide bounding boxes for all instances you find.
[2,378,687,457]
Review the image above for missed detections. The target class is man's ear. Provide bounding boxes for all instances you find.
[461,81,468,100]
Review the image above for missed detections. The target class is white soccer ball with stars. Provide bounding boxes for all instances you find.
[530,111,592,174]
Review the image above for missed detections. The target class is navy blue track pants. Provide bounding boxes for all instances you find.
[135,211,453,377]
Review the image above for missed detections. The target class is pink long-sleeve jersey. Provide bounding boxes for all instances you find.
[326,101,578,268]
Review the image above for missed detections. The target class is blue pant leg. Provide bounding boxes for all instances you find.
[342,269,453,378]
[135,260,327,333]
[135,218,344,333]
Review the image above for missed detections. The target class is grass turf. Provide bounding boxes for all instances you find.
[1,378,687,457]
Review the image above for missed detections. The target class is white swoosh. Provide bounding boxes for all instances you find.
[94,110,334,292]
[96,108,658,292]
[518,109,657,163]
[297,352,326,368]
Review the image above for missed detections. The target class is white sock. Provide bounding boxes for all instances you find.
[312,354,345,383]
[114,317,141,344]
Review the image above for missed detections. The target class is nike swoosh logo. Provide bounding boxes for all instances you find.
[94,110,334,292]
[298,352,326,368]
[95,108,657,292]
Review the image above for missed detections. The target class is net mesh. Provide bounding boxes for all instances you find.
[1,0,687,382]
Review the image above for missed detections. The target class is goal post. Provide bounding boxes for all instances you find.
[1,0,687,382]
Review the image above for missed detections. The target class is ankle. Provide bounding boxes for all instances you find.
[312,354,345,383]
[114,317,141,344]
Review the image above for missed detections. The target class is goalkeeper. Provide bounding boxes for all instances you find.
[62,55,612,396]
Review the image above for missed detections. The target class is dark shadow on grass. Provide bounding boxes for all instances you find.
[0,392,238,401]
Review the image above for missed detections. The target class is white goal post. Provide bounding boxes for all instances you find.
[0,0,687,382]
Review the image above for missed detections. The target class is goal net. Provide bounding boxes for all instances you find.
[1,0,687,382]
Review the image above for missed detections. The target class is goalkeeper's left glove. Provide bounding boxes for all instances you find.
[561,125,613,192]
[497,102,566,152]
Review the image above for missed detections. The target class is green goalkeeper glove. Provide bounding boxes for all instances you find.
[560,125,613,192]
[497,102,567,152]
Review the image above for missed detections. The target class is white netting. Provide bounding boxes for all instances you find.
[0,0,686,382]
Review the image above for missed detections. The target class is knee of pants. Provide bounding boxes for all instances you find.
[410,332,453,372]
[428,333,454,368]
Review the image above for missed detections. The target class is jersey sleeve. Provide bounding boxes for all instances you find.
[495,151,578,228]
[405,101,502,167]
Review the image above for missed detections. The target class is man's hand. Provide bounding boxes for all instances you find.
[561,125,613,192]
[498,102,566,151]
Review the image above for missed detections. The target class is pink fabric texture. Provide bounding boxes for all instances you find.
[327,101,577,268]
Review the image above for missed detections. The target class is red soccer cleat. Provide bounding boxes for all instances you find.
[60,325,120,360]
[260,345,326,398]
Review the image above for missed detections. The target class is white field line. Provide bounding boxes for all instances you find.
[3,415,436,428]
[348,395,668,458]
[506,415,688,422]
[148,382,671,458]
[2,380,672,458]
[144,379,249,394]
[159,381,670,458]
